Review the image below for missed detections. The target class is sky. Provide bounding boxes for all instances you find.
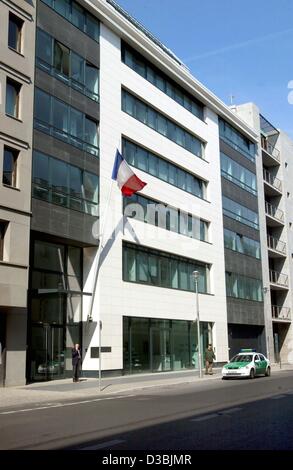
[115,0,293,138]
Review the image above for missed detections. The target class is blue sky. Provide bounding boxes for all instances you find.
[116,0,293,137]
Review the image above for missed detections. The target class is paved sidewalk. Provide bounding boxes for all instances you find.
[0,363,292,411]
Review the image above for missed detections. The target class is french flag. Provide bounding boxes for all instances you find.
[111,149,147,197]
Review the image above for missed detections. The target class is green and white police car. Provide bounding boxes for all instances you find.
[222,349,271,379]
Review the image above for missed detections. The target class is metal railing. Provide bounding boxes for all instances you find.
[272,305,291,321]
[267,235,286,254]
[269,270,289,287]
[265,201,284,222]
[263,169,282,192]
[261,138,280,161]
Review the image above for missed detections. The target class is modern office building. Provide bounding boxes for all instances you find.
[233,103,293,363]
[1,0,292,385]
[0,0,35,386]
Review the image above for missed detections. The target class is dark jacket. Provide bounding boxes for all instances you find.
[72,348,81,366]
[205,348,215,363]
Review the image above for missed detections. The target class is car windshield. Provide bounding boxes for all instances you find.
[230,354,253,363]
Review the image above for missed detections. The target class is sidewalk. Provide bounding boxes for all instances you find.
[0,363,292,411]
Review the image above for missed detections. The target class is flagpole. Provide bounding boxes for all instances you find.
[88,178,114,391]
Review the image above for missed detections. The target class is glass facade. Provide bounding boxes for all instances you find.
[225,272,263,302]
[34,88,99,156]
[220,152,257,195]
[29,240,83,382]
[219,118,255,161]
[32,150,99,215]
[123,316,212,373]
[41,0,99,42]
[123,242,210,293]
[121,42,204,120]
[122,139,207,199]
[122,90,205,158]
[124,193,209,242]
[36,28,99,102]
[222,196,259,229]
[224,229,260,259]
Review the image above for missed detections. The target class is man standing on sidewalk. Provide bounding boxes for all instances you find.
[205,344,215,375]
[72,344,82,383]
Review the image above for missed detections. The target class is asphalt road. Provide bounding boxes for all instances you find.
[1,371,293,450]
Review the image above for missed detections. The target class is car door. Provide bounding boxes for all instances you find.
[259,354,267,375]
[254,354,262,375]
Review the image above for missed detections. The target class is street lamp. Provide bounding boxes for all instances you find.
[193,271,203,378]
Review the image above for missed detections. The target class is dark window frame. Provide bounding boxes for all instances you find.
[3,146,19,187]
[8,12,24,53]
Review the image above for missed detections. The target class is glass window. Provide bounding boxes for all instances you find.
[36,29,52,67]
[86,13,99,41]
[53,98,69,135]
[54,41,70,77]
[148,154,157,176]
[84,116,98,146]
[51,158,68,206]
[136,100,147,124]
[8,12,23,52]
[72,2,85,30]
[160,257,170,287]
[55,0,71,19]
[83,171,98,203]
[136,147,148,172]
[34,240,65,272]
[33,151,49,187]
[34,89,51,124]
[6,78,21,118]
[85,63,99,96]
[69,165,82,197]
[70,108,83,141]
[157,115,167,136]
[158,159,168,182]
[3,146,18,187]
[149,255,158,285]
[147,108,157,130]
[71,52,84,85]
[0,222,8,261]
[137,252,149,283]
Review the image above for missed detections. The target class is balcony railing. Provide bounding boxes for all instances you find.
[261,138,280,161]
[269,270,289,287]
[265,201,284,223]
[272,305,291,321]
[267,235,286,254]
[263,169,282,192]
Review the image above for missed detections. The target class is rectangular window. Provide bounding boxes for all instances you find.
[219,118,255,161]
[221,152,257,195]
[122,90,204,158]
[55,0,71,19]
[3,146,18,187]
[224,229,260,259]
[6,78,21,118]
[225,272,263,302]
[32,151,99,215]
[222,196,259,229]
[123,242,210,293]
[72,2,85,30]
[0,221,8,261]
[122,138,206,200]
[54,40,70,78]
[34,88,99,156]
[36,29,53,70]
[8,12,23,53]
[85,63,99,98]
[86,12,100,41]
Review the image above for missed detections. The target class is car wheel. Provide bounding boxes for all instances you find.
[222,377,228,380]
[249,368,255,379]
[265,366,271,377]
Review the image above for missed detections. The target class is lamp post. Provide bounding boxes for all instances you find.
[193,271,203,378]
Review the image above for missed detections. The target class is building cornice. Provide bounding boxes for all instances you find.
[83,0,258,142]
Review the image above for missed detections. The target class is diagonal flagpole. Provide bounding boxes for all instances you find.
[88,170,115,391]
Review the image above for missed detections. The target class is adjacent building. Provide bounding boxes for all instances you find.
[0,0,292,385]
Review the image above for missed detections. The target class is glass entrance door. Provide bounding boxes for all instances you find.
[151,327,171,372]
[30,324,64,381]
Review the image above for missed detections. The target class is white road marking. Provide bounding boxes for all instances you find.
[0,394,135,415]
[80,439,125,450]
[191,413,219,422]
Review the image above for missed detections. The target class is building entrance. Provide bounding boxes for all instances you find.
[30,323,64,381]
